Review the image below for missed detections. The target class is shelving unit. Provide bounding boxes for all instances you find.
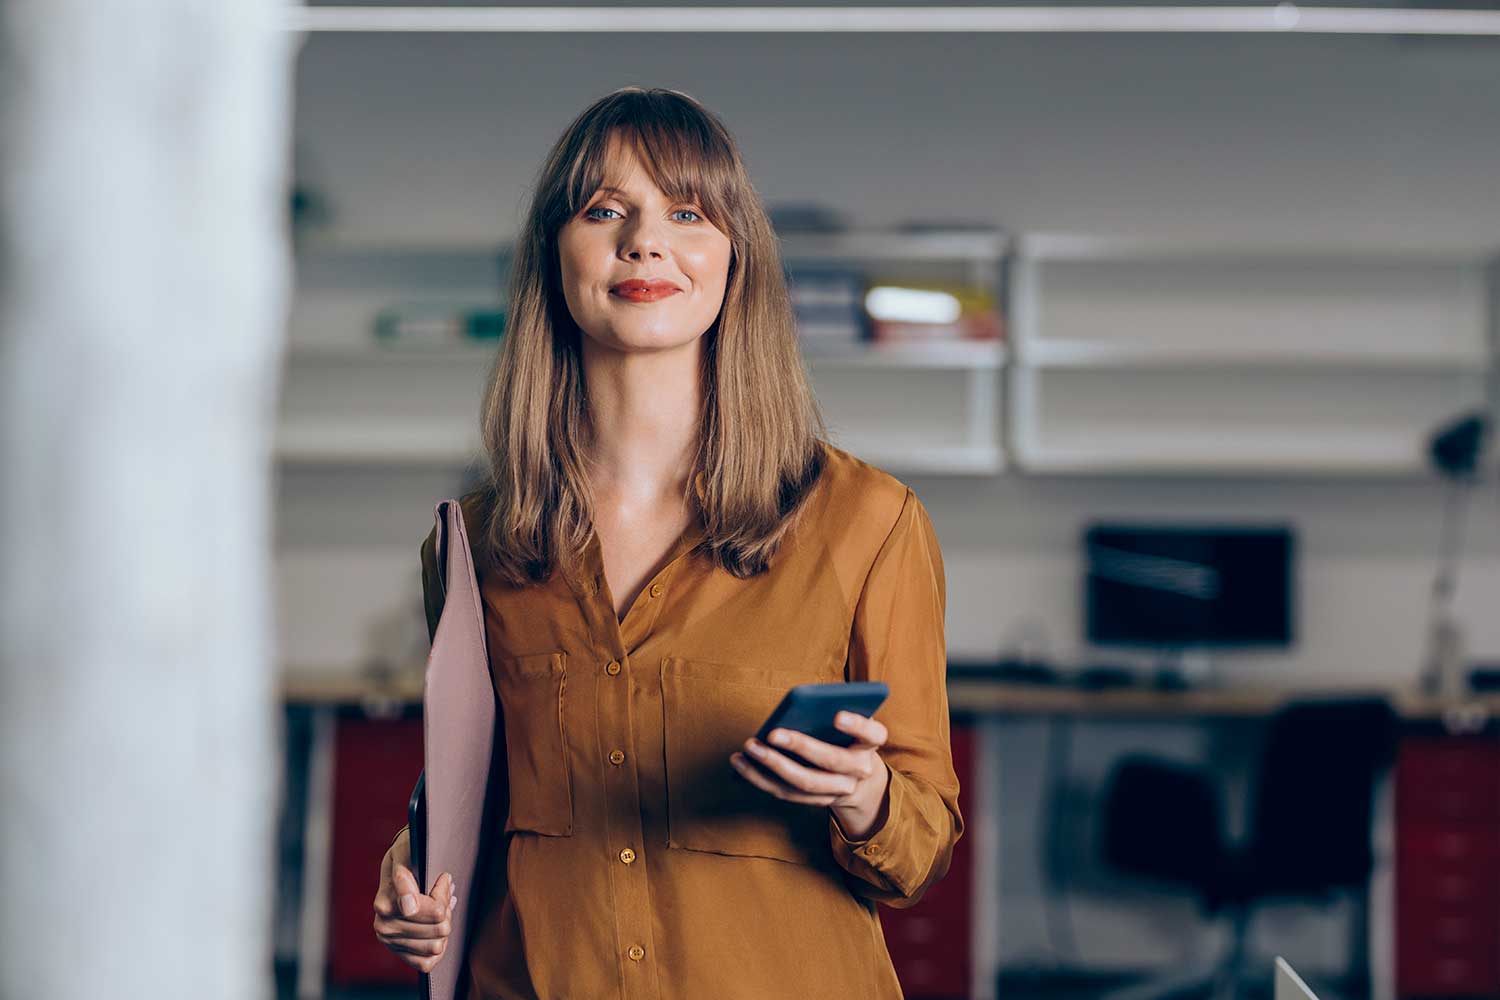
[779,228,1008,475]
[279,229,1010,475]
[281,229,1496,479]
[1006,232,1499,478]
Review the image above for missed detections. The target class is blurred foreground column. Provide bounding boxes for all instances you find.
[0,2,296,996]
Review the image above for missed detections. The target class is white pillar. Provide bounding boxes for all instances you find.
[0,2,296,996]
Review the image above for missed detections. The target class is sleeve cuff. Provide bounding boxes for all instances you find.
[828,759,914,894]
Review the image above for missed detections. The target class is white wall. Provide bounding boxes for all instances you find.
[289,30,1500,247]
[282,26,1500,675]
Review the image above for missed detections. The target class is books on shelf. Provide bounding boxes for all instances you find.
[786,266,868,345]
[373,301,504,348]
[865,279,1003,343]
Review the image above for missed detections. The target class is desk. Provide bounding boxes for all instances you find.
[281,671,1500,722]
[944,679,1500,722]
[277,673,1500,1000]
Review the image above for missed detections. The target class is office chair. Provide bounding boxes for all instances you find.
[1097,697,1399,1000]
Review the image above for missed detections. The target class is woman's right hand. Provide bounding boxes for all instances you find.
[373,828,456,973]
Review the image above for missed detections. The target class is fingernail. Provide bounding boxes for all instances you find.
[400,894,417,916]
[770,730,789,746]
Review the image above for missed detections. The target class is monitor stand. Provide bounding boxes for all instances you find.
[1152,647,1216,690]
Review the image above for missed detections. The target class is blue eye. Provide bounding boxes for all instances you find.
[584,206,703,223]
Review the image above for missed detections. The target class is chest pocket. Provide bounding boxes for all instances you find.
[660,656,835,868]
[495,651,573,837]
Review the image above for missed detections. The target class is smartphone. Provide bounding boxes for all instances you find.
[750,681,890,770]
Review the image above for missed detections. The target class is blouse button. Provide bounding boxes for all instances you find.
[649,583,662,598]
[627,945,646,961]
[605,659,622,676]
[619,847,636,864]
[609,749,626,765]
[865,843,880,855]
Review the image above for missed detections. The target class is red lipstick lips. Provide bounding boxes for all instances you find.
[611,279,681,302]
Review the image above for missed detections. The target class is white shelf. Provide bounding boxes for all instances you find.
[275,422,1004,476]
[1007,234,1498,478]
[802,339,1005,370]
[293,229,1007,268]
[1016,433,1429,477]
[1018,231,1498,263]
[284,341,500,365]
[283,338,1006,371]
[276,421,480,466]
[833,441,1006,476]
[1020,338,1487,372]
[778,229,1008,263]
[282,226,1010,475]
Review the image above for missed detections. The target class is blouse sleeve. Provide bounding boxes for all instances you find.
[827,487,964,909]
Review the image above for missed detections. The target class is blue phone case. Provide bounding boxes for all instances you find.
[751,681,890,769]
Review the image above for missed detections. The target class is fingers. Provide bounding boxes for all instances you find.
[374,868,460,972]
[739,730,868,793]
[833,711,888,750]
[378,910,453,941]
[730,749,838,805]
[765,727,861,774]
[375,869,456,923]
[390,863,421,917]
[385,932,450,973]
[731,745,851,803]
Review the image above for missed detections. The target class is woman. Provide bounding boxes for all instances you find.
[372,86,963,999]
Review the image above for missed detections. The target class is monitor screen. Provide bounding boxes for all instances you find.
[1084,523,1294,648]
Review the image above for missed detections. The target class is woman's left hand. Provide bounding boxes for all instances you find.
[730,711,891,841]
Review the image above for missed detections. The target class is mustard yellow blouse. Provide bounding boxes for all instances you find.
[420,441,963,999]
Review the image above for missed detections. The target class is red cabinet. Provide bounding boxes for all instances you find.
[326,712,425,987]
[1395,731,1500,997]
[882,720,977,999]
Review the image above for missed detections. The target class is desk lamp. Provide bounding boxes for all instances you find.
[1418,411,1491,697]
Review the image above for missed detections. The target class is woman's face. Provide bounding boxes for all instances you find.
[556,137,733,356]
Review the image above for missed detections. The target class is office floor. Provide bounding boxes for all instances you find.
[999,971,1273,1000]
[998,966,1366,1000]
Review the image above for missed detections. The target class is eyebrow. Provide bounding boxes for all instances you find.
[591,185,697,204]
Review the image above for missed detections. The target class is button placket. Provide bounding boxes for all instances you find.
[562,520,702,997]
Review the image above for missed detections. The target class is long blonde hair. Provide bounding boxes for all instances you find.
[471,86,827,586]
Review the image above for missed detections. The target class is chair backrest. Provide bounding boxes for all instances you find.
[1101,754,1224,892]
[1247,696,1398,898]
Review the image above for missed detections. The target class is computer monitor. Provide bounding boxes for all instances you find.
[1084,522,1294,649]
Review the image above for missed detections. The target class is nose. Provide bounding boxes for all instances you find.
[619,215,667,261]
